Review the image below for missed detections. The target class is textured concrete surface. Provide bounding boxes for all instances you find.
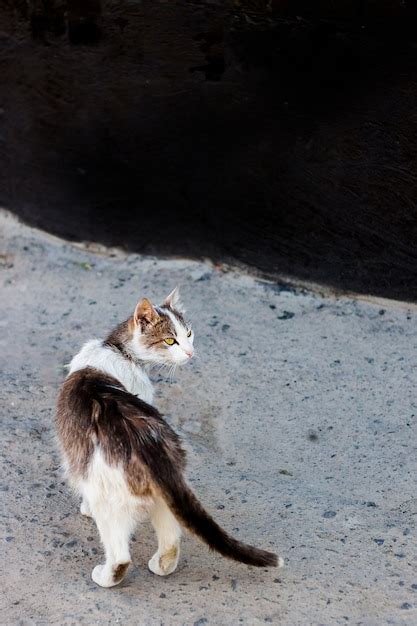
[1,209,417,625]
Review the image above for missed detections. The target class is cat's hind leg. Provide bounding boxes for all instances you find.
[148,497,181,576]
[91,503,136,587]
[82,450,139,587]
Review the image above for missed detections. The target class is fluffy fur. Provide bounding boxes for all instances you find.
[55,289,281,588]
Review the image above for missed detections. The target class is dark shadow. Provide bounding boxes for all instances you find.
[1,0,417,301]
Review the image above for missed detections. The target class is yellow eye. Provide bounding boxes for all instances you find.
[187,330,192,338]
[164,338,175,346]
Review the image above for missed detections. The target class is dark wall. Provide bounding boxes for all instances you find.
[1,0,417,301]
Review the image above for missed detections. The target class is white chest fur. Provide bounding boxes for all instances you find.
[68,339,154,404]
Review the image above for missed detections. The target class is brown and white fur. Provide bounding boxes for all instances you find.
[55,288,281,588]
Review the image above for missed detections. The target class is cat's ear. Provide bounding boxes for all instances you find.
[134,298,159,326]
[163,286,184,311]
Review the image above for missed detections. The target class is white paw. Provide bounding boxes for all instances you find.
[277,556,285,568]
[148,553,165,576]
[80,500,92,518]
[92,564,117,588]
[148,551,178,576]
[92,562,130,587]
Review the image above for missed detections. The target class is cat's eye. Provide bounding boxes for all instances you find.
[187,330,192,338]
[164,338,176,346]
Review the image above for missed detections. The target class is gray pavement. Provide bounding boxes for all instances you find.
[1,210,417,625]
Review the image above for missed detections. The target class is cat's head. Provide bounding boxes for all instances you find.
[131,287,194,365]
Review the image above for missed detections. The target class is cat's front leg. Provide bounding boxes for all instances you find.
[80,497,92,518]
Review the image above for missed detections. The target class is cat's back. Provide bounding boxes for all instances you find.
[55,367,184,483]
[55,367,121,479]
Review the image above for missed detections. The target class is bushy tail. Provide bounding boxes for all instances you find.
[161,473,279,567]
[140,431,280,567]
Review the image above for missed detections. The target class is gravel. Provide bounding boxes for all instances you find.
[1,209,417,625]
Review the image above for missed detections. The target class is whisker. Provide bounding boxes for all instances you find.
[168,363,177,383]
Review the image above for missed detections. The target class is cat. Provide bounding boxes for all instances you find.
[55,287,282,588]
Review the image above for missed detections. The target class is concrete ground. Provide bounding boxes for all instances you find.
[1,209,417,625]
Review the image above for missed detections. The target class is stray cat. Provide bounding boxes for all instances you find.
[55,288,281,587]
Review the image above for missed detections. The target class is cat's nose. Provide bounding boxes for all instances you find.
[186,350,194,358]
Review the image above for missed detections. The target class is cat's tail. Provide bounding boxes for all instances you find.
[160,472,280,567]
[141,433,280,567]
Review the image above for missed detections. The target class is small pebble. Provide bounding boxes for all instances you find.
[196,273,211,282]
[277,311,294,320]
